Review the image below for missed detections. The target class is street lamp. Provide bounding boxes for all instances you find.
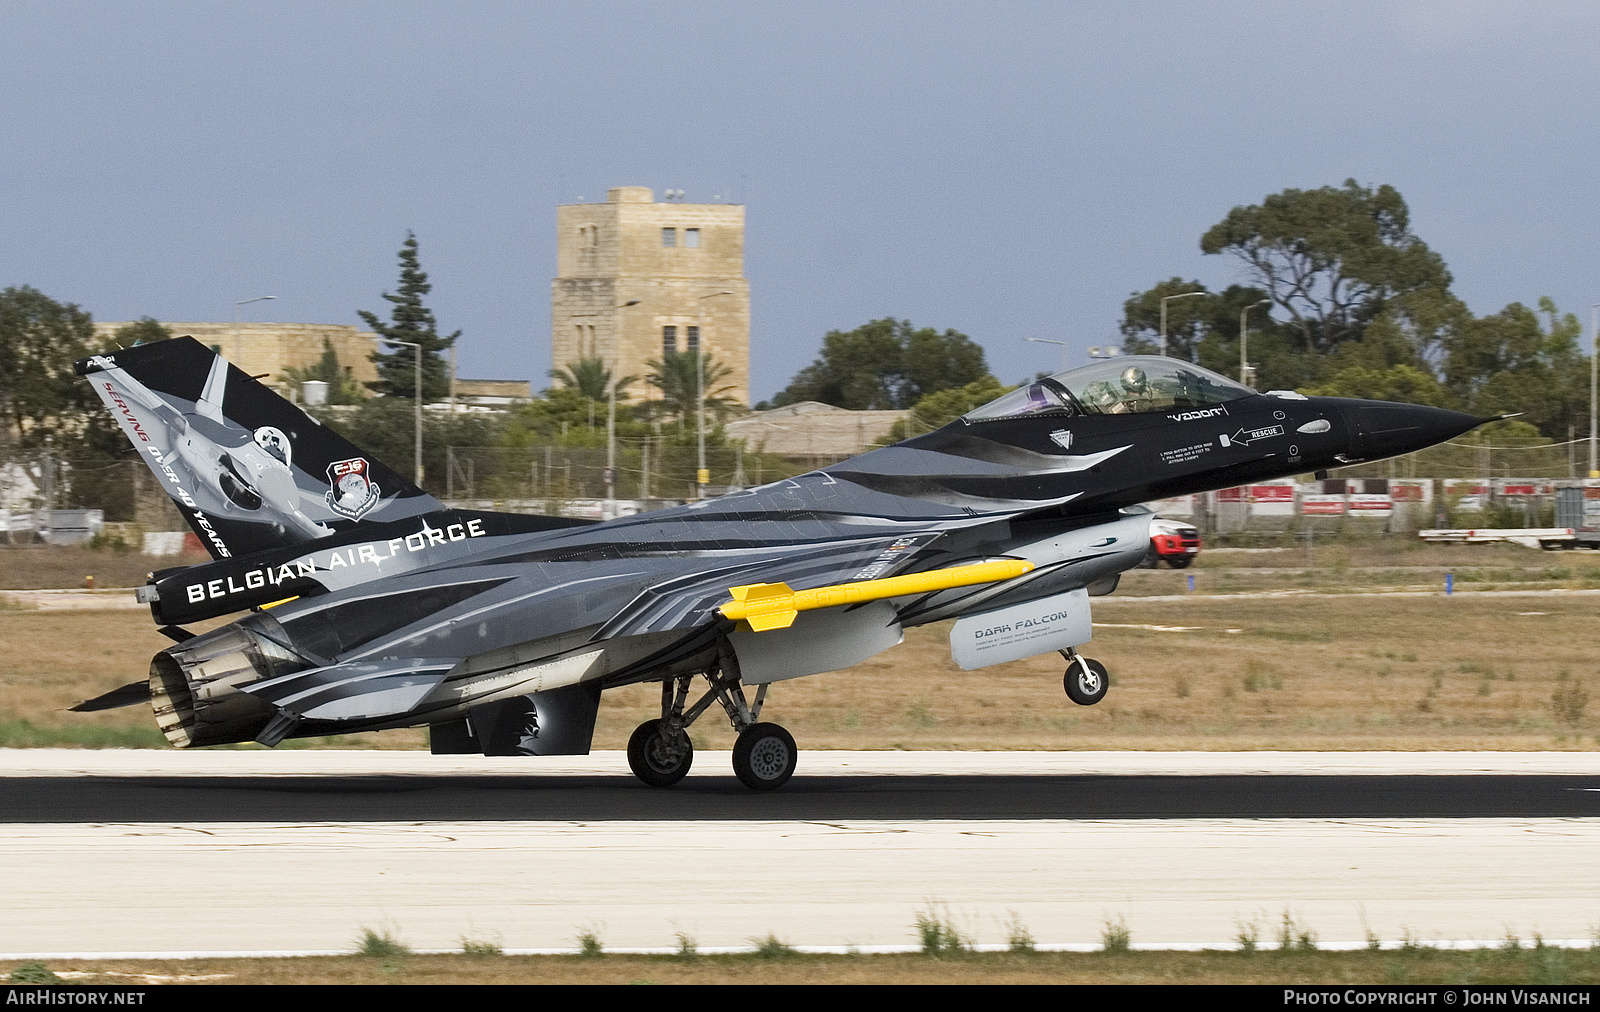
[695,291,734,497]
[234,296,276,323]
[382,338,424,486]
[1024,337,1071,373]
[1087,345,1121,360]
[607,299,642,516]
[1590,302,1599,480]
[1159,291,1206,358]
[1239,299,1270,387]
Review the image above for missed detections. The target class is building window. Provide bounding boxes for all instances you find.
[686,326,700,353]
[685,228,700,248]
[661,227,676,247]
[663,325,677,355]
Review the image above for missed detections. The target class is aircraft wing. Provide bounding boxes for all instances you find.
[591,531,947,640]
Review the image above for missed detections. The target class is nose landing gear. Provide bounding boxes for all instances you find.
[1061,647,1109,706]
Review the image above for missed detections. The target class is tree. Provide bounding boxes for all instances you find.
[1442,297,1586,437]
[882,376,1014,443]
[283,338,365,405]
[1119,279,1212,362]
[108,317,172,347]
[316,395,503,497]
[0,286,96,446]
[359,232,459,401]
[549,357,637,402]
[646,351,739,430]
[772,319,992,410]
[1120,282,1309,391]
[1199,179,1452,356]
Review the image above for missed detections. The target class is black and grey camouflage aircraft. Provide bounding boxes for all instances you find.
[73,337,1482,789]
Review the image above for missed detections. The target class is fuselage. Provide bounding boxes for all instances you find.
[143,377,1480,748]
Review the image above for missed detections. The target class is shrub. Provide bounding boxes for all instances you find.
[1101,914,1131,953]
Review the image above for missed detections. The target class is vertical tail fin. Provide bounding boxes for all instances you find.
[77,336,442,559]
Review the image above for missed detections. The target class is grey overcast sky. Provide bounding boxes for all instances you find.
[2,1,1597,400]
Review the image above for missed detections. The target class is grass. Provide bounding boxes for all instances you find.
[8,962,60,983]
[749,935,798,959]
[11,946,1600,984]
[0,544,198,591]
[1004,914,1035,954]
[576,928,604,959]
[6,552,1600,752]
[354,925,410,959]
[1100,915,1131,953]
[914,906,970,957]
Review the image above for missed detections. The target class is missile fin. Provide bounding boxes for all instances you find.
[745,609,798,631]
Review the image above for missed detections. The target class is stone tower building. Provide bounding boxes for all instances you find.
[552,186,749,406]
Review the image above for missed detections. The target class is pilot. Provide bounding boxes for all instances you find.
[1111,365,1151,413]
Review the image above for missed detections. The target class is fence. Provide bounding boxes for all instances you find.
[441,442,851,503]
[6,436,1599,544]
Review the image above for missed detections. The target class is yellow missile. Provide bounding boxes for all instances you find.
[720,558,1034,632]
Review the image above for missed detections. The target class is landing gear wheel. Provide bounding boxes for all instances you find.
[731,722,797,791]
[1064,657,1109,706]
[627,718,693,787]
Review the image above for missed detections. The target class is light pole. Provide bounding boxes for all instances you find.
[1239,299,1270,387]
[234,296,276,323]
[383,338,424,486]
[1589,302,1600,480]
[695,291,734,497]
[1159,291,1206,358]
[608,299,642,515]
[1024,337,1070,373]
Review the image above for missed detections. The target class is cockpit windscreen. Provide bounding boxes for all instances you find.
[964,356,1254,422]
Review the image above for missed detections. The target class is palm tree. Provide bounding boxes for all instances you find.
[645,351,739,428]
[548,357,637,401]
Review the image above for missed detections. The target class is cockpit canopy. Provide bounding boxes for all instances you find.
[963,356,1254,422]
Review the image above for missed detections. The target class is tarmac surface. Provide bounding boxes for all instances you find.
[3,749,1598,957]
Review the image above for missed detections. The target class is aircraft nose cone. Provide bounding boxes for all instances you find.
[1346,402,1483,459]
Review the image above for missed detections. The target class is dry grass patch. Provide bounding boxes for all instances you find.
[7,948,1599,985]
[4,586,1597,752]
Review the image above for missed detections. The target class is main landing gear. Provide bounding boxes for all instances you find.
[626,641,798,791]
[1060,647,1109,706]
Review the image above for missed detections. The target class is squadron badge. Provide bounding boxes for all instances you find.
[325,457,380,519]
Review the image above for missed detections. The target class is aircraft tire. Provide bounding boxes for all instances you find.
[1064,658,1109,706]
[732,722,797,791]
[627,718,693,787]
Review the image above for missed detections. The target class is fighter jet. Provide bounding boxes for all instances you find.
[73,337,1482,789]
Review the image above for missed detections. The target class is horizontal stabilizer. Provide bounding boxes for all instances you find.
[69,680,152,712]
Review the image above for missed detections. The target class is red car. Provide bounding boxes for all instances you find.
[1142,517,1201,569]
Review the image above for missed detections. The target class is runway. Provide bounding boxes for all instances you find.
[4,750,1598,957]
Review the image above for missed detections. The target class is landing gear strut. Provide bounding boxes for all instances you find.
[1061,647,1109,706]
[627,640,795,790]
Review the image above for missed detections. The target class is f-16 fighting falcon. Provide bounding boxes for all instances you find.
[72,337,1484,790]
